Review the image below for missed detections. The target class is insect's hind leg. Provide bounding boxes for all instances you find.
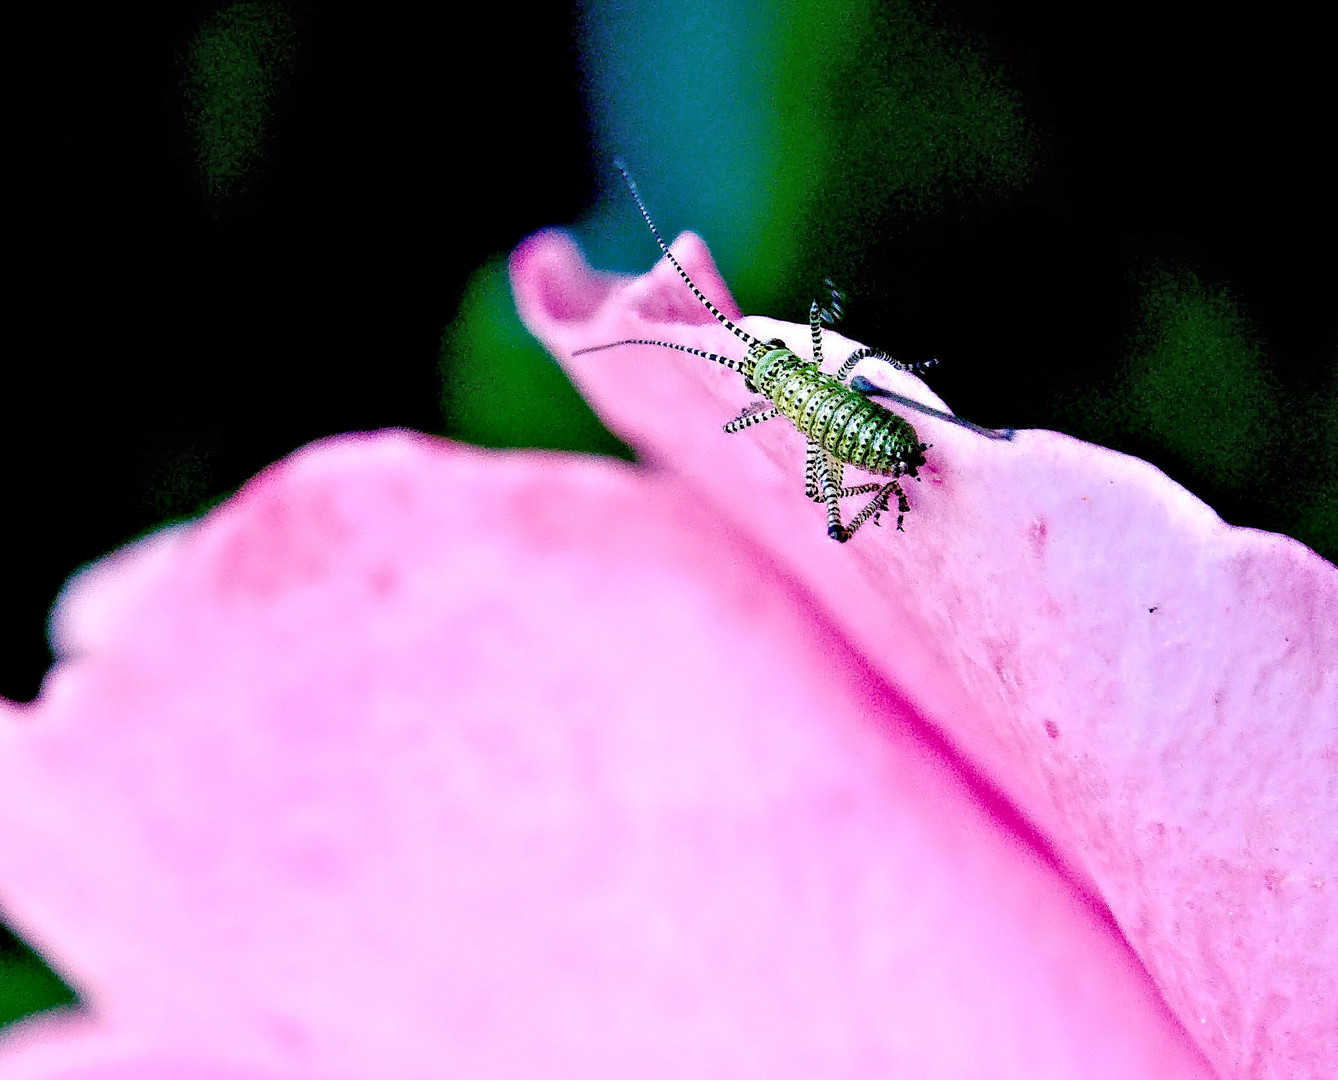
[812,444,847,540]
[806,443,882,503]
[805,442,819,499]
[811,445,897,541]
[836,477,906,538]
[857,477,911,534]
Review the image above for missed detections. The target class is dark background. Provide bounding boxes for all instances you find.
[2,0,1333,1028]
[1,0,600,709]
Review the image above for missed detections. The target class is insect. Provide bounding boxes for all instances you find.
[573,161,1013,542]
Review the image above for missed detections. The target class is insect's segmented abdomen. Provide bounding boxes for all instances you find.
[757,353,921,476]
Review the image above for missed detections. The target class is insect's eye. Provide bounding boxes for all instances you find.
[766,337,786,349]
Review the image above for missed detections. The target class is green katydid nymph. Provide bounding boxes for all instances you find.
[574,162,1013,542]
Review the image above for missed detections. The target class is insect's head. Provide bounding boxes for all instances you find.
[744,337,795,394]
[741,337,785,391]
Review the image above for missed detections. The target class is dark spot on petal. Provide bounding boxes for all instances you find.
[1028,517,1049,558]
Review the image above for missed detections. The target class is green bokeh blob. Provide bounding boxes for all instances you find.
[0,925,77,1031]
[438,258,634,460]
[181,0,298,205]
[1292,369,1338,555]
[577,0,1038,315]
[1052,263,1335,562]
[758,0,1040,302]
[144,448,214,522]
[1121,264,1280,491]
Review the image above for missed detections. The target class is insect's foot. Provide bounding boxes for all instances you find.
[828,523,850,543]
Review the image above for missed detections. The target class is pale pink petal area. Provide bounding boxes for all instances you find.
[0,1013,305,1080]
[0,434,1214,1078]
[512,231,1338,1080]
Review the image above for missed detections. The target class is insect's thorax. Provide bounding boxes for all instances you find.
[748,340,796,393]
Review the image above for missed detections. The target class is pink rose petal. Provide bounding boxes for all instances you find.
[0,1014,308,1080]
[0,434,1214,1077]
[511,230,1338,1080]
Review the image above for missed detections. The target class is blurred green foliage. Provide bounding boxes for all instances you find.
[759,0,1039,304]
[1055,265,1337,559]
[571,0,1037,320]
[438,258,634,460]
[0,925,77,1030]
[1122,265,1280,490]
[1295,379,1338,547]
[143,447,216,523]
[180,0,299,212]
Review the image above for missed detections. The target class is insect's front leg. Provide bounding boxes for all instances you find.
[808,280,845,369]
[834,348,939,384]
[723,399,779,433]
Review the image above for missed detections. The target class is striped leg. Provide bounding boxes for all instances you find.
[809,301,825,366]
[803,444,881,501]
[818,279,845,326]
[838,483,885,498]
[809,280,845,368]
[807,480,885,502]
[850,477,911,535]
[841,479,904,538]
[812,443,847,541]
[723,400,780,433]
[811,445,911,541]
[834,348,939,384]
[887,478,911,530]
[806,443,881,502]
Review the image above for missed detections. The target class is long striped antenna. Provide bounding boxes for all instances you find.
[614,160,763,350]
[571,337,752,375]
